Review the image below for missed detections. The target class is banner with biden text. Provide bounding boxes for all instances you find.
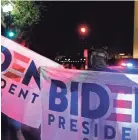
[40,67,138,140]
[1,36,62,128]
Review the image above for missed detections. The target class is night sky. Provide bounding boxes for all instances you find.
[30,1,134,59]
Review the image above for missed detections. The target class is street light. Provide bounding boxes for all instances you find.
[78,24,90,70]
[2,3,13,27]
[2,4,13,13]
[2,3,15,38]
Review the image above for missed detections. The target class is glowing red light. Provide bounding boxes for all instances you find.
[84,49,88,57]
[78,25,89,36]
[121,63,126,66]
[81,27,86,33]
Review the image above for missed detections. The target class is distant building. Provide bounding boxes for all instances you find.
[114,53,132,59]
[55,54,85,69]
[133,1,138,58]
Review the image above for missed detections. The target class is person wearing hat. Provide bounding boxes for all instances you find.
[90,46,117,72]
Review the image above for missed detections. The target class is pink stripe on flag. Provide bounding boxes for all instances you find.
[12,63,26,73]
[113,99,132,109]
[4,71,21,82]
[14,51,30,63]
[106,84,132,94]
[107,113,131,122]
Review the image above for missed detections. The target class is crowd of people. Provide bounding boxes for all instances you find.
[62,63,85,70]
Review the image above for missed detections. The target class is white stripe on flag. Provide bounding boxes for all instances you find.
[113,108,132,115]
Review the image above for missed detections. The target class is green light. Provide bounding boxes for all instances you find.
[8,31,14,37]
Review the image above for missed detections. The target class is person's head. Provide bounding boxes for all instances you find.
[90,46,108,71]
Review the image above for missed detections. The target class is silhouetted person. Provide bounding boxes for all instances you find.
[90,46,117,72]
[89,46,118,139]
